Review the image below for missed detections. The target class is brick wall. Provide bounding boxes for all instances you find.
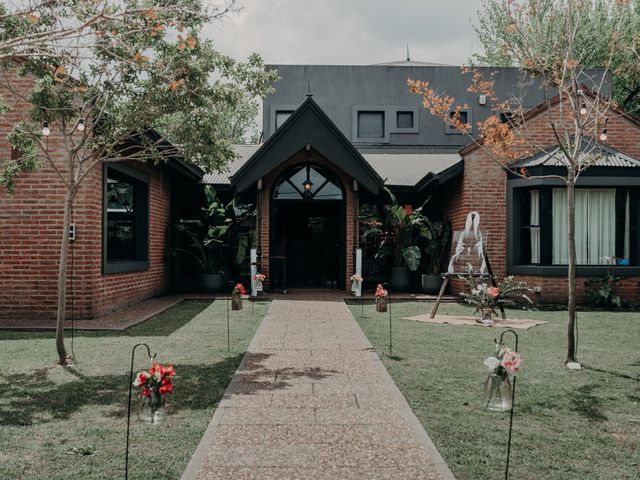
[0,66,173,321]
[444,100,640,302]
[257,149,357,291]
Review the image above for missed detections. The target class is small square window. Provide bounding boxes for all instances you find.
[275,110,294,130]
[447,109,471,134]
[358,111,385,138]
[396,111,414,129]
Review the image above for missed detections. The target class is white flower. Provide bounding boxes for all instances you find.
[484,356,500,371]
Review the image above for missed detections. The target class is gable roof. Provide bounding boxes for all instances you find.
[230,97,385,192]
[204,145,462,189]
[514,138,640,168]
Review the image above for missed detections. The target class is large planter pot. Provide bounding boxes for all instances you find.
[390,266,411,292]
[421,274,443,294]
[197,273,223,293]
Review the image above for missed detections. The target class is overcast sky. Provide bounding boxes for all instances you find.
[206,0,485,66]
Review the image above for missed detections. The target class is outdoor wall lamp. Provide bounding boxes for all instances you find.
[41,121,51,137]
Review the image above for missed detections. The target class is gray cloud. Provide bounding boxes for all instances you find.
[205,0,484,65]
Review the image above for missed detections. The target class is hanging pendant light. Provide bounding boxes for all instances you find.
[41,121,51,136]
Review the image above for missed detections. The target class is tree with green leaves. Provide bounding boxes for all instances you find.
[472,0,640,112]
[0,0,277,364]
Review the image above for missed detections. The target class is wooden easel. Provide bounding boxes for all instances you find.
[429,252,506,319]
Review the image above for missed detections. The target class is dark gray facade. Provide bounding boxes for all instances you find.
[264,64,611,149]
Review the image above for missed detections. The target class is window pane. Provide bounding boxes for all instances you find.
[552,188,616,265]
[530,190,540,263]
[275,110,294,129]
[107,177,136,261]
[358,111,385,138]
[397,111,414,129]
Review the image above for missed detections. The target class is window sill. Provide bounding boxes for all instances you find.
[103,260,149,275]
[508,265,640,277]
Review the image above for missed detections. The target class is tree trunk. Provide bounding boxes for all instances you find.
[566,179,577,364]
[55,187,72,364]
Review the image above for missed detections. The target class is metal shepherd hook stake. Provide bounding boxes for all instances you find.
[383,282,392,356]
[125,343,156,480]
[226,280,235,352]
[497,329,519,480]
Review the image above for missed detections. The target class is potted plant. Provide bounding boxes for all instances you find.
[174,186,233,293]
[421,221,451,294]
[375,188,429,291]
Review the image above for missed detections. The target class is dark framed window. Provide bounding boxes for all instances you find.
[273,164,343,201]
[275,110,294,130]
[103,165,149,274]
[396,111,414,129]
[357,111,385,138]
[447,109,471,134]
[512,186,637,269]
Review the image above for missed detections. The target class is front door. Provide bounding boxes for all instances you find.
[270,164,345,290]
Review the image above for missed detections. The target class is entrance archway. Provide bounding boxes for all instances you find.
[270,164,345,289]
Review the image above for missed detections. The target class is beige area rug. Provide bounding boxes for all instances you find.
[402,314,547,330]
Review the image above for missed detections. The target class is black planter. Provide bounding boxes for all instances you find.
[421,274,443,294]
[197,273,223,293]
[390,266,411,292]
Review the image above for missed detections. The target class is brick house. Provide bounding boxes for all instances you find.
[207,63,640,302]
[0,64,203,321]
[3,61,640,322]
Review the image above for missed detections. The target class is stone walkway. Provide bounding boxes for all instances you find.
[181,299,454,480]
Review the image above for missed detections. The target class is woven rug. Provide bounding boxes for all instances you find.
[402,314,547,330]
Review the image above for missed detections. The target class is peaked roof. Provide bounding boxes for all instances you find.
[204,145,462,188]
[514,138,640,168]
[230,97,385,192]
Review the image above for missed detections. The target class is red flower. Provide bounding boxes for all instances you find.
[161,365,175,378]
[142,387,151,398]
[159,378,174,395]
[137,373,147,385]
[488,287,500,298]
[234,283,246,295]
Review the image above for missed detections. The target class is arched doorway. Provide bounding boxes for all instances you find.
[270,164,345,289]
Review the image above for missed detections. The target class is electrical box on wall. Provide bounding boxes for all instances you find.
[69,223,76,241]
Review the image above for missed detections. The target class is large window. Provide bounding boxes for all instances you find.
[357,111,385,138]
[103,165,149,273]
[275,110,294,130]
[515,187,634,268]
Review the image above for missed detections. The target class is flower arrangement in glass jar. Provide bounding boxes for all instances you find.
[350,273,363,296]
[254,273,266,292]
[232,282,246,310]
[375,283,388,312]
[461,275,532,324]
[132,362,175,423]
[482,343,522,411]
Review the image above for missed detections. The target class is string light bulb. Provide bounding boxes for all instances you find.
[580,103,587,116]
[599,127,608,142]
[41,121,50,137]
[76,118,85,132]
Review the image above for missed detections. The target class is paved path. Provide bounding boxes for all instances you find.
[182,299,454,480]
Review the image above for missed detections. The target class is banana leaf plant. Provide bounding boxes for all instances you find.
[422,220,451,275]
[173,186,233,274]
[367,188,431,271]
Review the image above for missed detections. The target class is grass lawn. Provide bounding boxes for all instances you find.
[348,301,640,480]
[0,299,268,480]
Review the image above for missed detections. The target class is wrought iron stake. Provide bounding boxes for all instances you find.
[125,343,156,480]
[384,282,392,356]
[226,280,235,352]
[497,329,519,480]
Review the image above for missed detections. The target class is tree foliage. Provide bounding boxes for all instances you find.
[0,0,277,363]
[472,0,640,111]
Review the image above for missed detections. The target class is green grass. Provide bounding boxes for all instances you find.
[0,299,268,480]
[349,301,640,480]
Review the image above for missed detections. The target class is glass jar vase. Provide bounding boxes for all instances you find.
[483,373,513,412]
